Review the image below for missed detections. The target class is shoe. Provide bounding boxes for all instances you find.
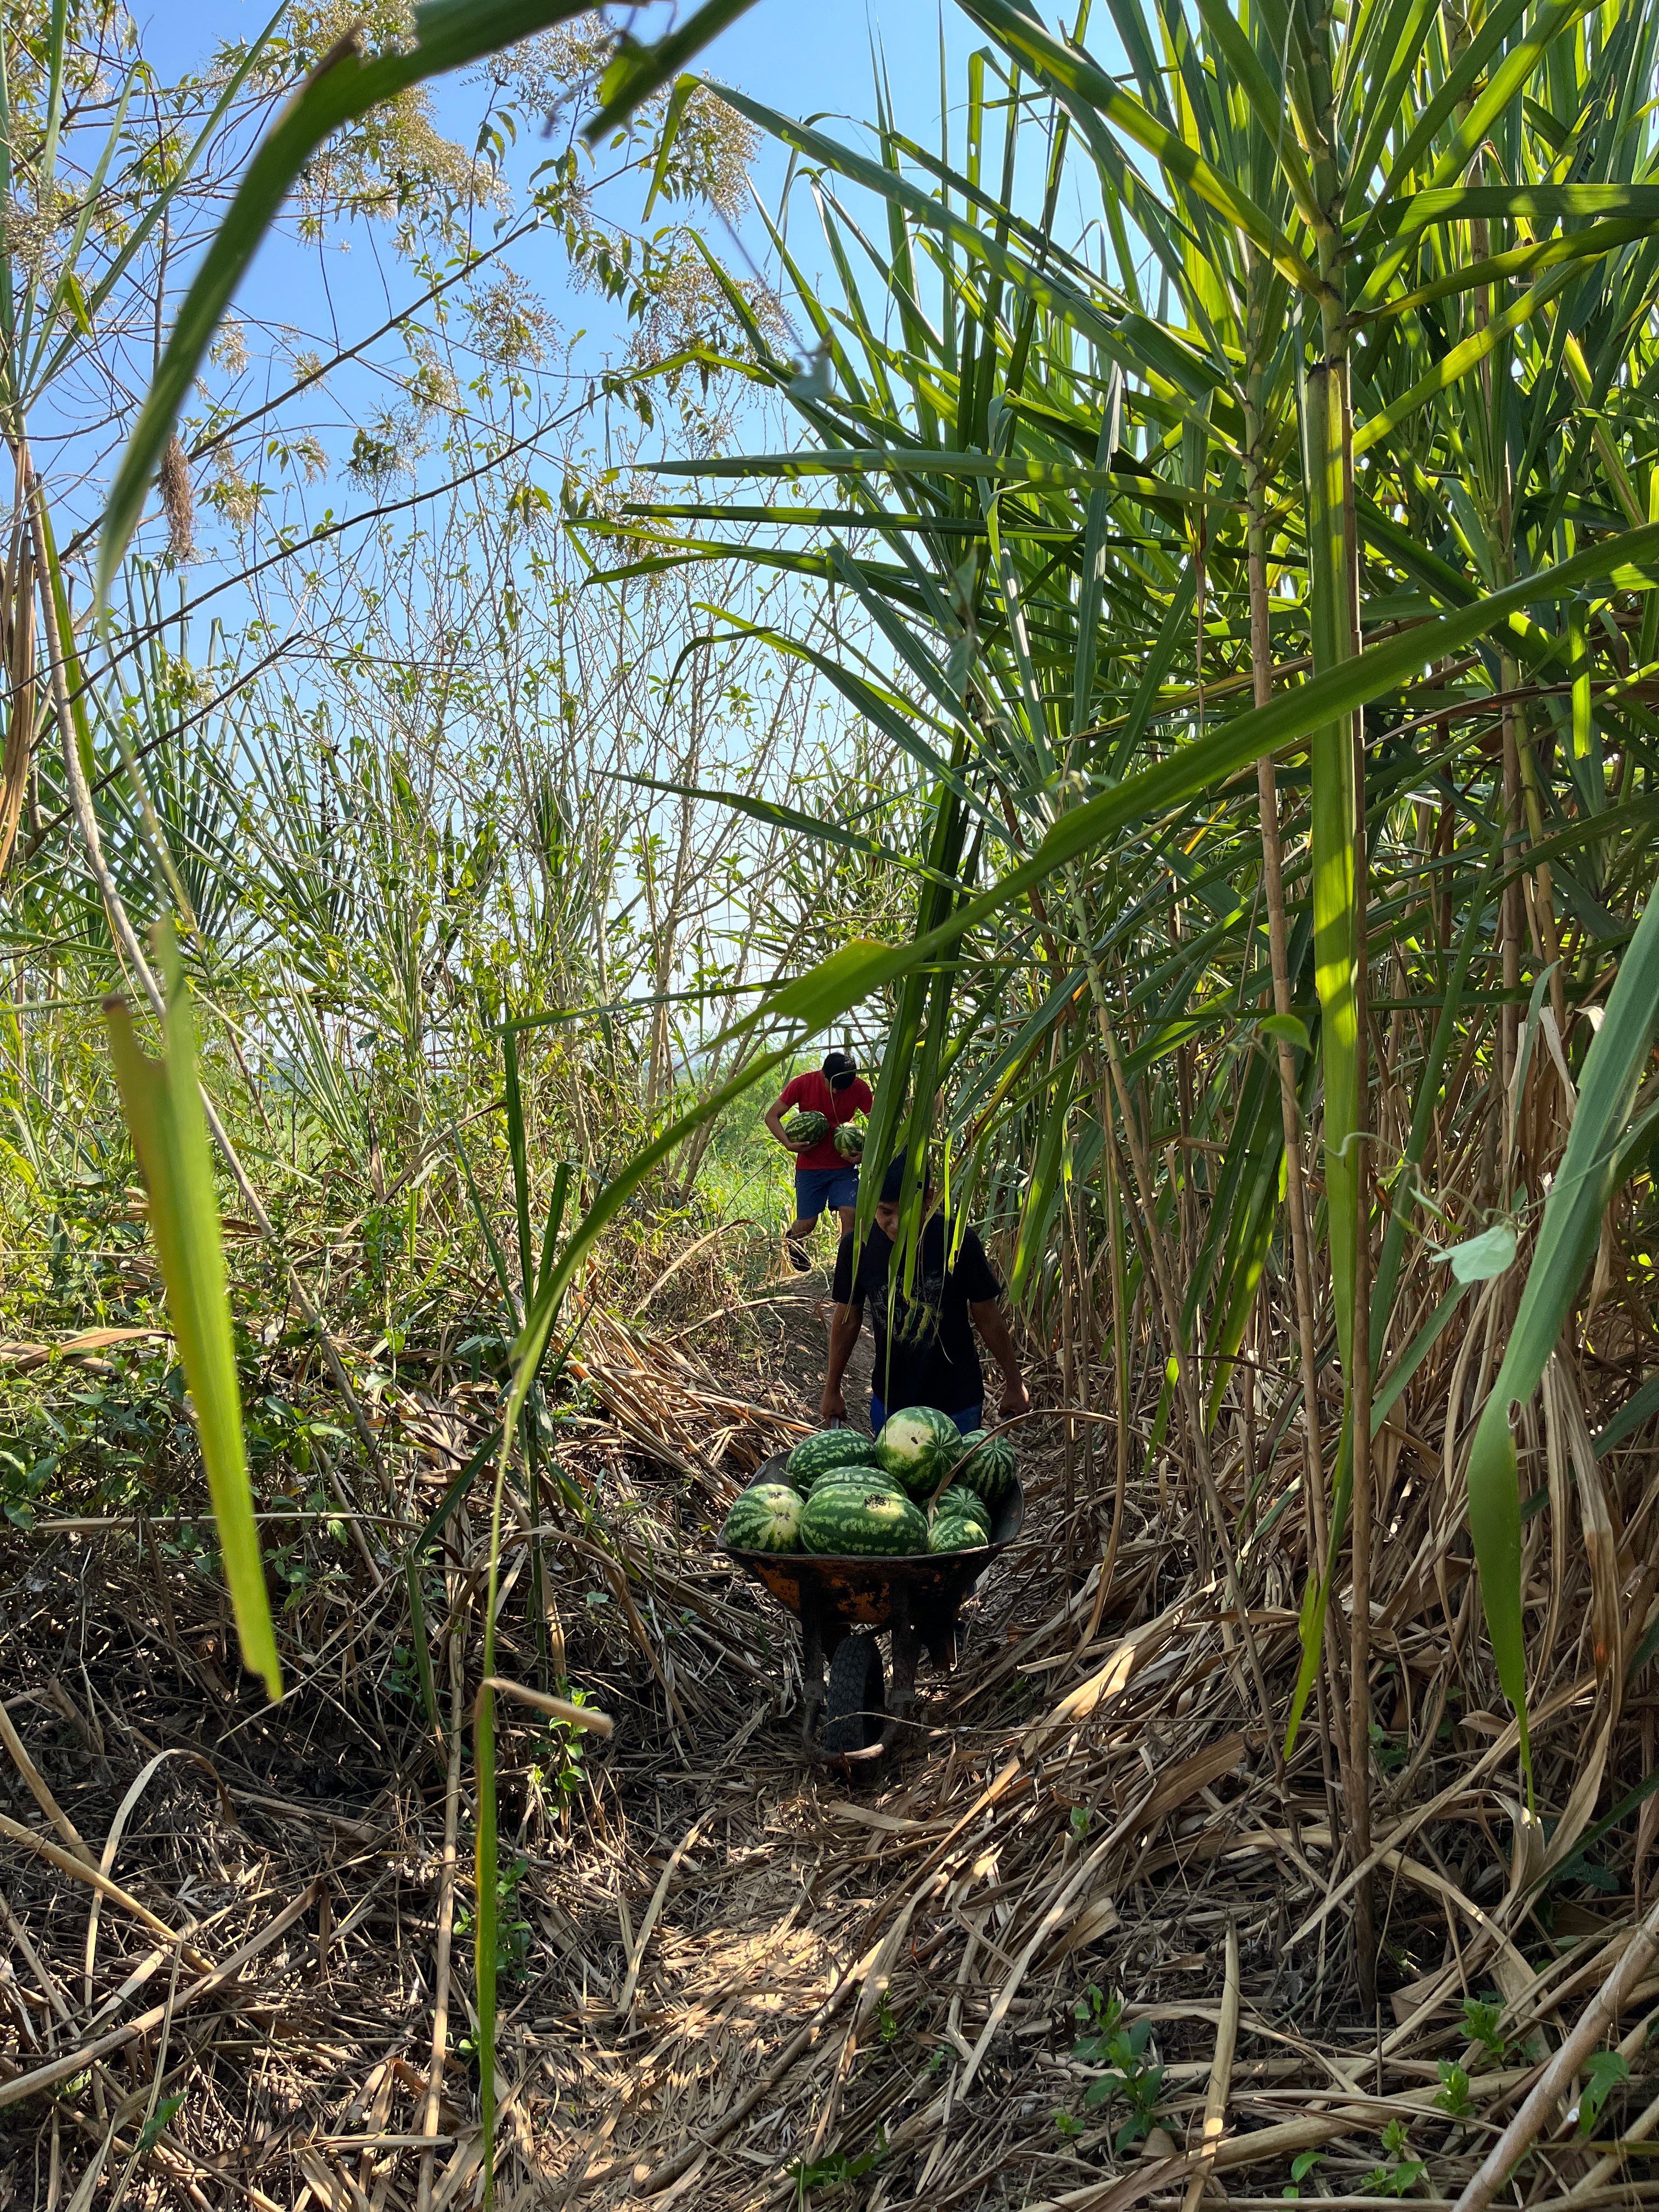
[786,1239,810,1273]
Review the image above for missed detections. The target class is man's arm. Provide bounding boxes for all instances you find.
[821,1301,862,1423]
[970,1299,1030,1418]
[764,1092,805,1150]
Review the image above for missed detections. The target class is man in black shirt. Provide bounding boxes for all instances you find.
[822,1152,1029,1434]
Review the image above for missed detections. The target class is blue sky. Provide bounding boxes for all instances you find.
[142,2,978,148]
[81,1,1081,589]
[139,1,990,292]
[99,5,1000,534]
[76,1,1125,743]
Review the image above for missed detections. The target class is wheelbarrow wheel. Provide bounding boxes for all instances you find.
[821,1633,887,1755]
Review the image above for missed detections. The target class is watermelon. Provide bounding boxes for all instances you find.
[833,1119,866,1160]
[800,1479,927,1557]
[933,1489,990,1541]
[782,1108,829,1147]
[952,1429,1016,1504]
[799,1459,898,1500]
[928,1515,988,1554]
[876,1406,963,1499]
[722,1482,805,1554]
[787,1428,881,1488]
[809,1463,901,1501]
[941,1478,990,1526]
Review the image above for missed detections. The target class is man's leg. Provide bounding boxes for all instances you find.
[830,1170,860,1243]
[786,1210,819,1269]
[787,1170,823,1271]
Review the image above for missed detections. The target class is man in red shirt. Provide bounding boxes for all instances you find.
[764,1048,874,1271]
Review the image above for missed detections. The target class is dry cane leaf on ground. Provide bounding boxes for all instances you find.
[3,1297,1659,2210]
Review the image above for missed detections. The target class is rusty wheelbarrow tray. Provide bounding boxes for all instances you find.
[720,1450,1025,1768]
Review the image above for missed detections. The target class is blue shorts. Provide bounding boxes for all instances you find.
[870,1396,982,1435]
[795,1164,859,1220]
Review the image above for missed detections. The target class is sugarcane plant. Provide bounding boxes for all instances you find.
[579,0,1659,2000]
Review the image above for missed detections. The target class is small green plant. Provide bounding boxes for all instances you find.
[1367,1715,1408,1775]
[1068,1803,1092,1842]
[1073,1986,1165,2153]
[1054,2109,1084,2140]
[1433,2060,1472,2119]
[456,1852,533,1986]
[787,2134,888,2205]
[1361,2119,1426,2198]
[1576,2050,1630,2137]
[1462,1995,1510,2063]
[138,2092,187,2153]
[874,1989,901,2045]
[526,1689,594,1824]
[1283,2148,1325,2199]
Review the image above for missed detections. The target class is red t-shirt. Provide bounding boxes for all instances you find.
[781,1070,873,1170]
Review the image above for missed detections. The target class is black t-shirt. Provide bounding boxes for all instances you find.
[832,1214,1002,1415]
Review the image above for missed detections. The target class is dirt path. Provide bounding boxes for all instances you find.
[730,1260,876,1433]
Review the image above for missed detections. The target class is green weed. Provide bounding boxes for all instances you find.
[1433,2061,1472,2119]
[1283,2148,1325,2199]
[1072,1987,1165,2154]
[1361,2119,1426,2198]
[787,2134,888,2204]
[456,1853,533,1988]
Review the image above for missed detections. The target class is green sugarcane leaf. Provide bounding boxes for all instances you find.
[599,0,761,160]
[1302,350,1359,1379]
[1466,879,1659,1788]
[1377,182,1659,234]
[1009,1055,1075,1302]
[614,772,964,885]
[1466,1409,1532,1781]
[954,0,1319,295]
[1372,1280,1469,1432]
[103,926,279,1700]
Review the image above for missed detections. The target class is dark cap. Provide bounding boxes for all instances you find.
[823,1048,858,1091]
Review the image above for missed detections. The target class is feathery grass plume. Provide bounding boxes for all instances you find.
[158,435,195,563]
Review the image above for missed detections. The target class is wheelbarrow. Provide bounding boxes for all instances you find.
[721,1449,1025,1766]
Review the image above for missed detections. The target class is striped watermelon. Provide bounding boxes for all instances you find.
[799,1461,898,1502]
[952,1429,1015,1504]
[941,1479,990,1527]
[721,1482,805,1554]
[876,1406,963,1499]
[787,1429,882,1489]
[833,1119,866,1160]
[799,1480,927,1557]
[782,1108,829,1147]
[928,1515,988,1554]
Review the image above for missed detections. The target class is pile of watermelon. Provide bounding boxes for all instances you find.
[719,1413,1015,1558]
